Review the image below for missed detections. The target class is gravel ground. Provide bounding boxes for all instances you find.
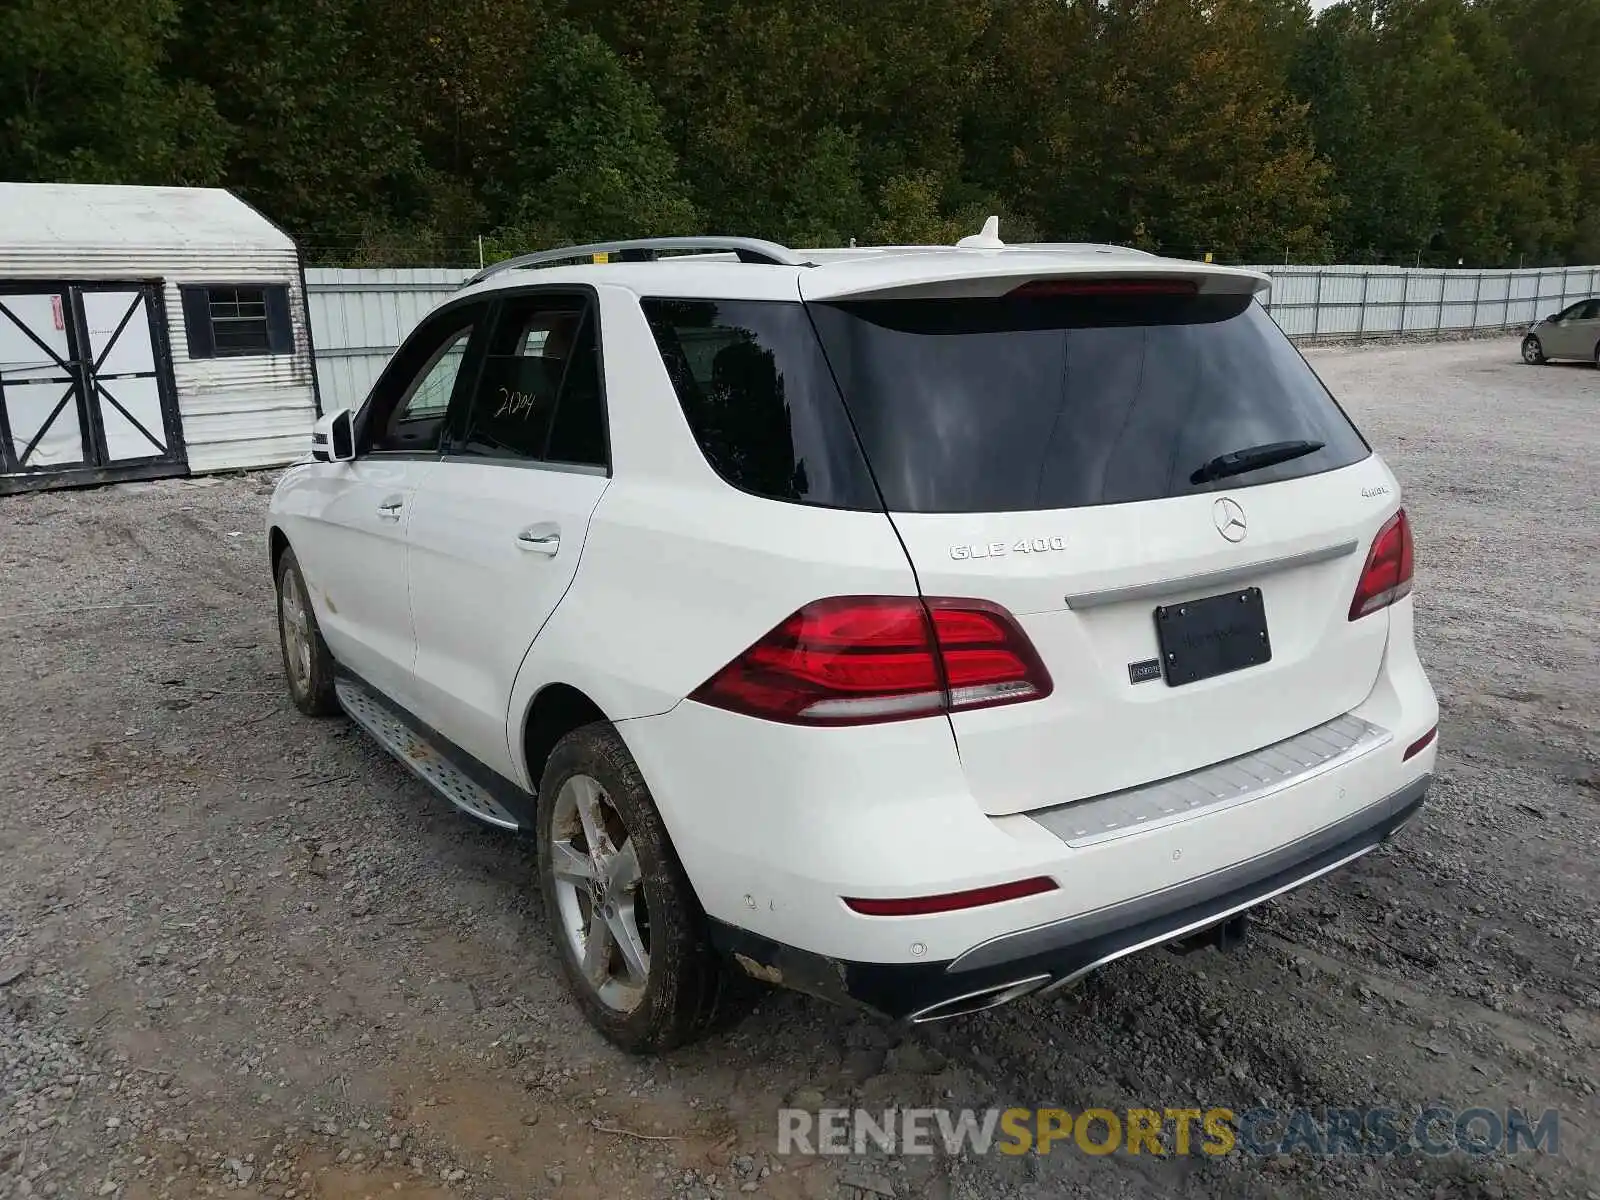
[1,336,1596,1200]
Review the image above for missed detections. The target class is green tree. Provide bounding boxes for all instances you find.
[485,24,697,251]
[4,0,1596,268]
[0,0,226,185]
[165,0,433,253]
[1038,0,1334,260]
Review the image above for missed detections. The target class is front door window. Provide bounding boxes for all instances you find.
[362,306,483,456]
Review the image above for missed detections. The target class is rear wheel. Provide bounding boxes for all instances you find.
[1521,334,1547,365]
[276,547,340,717]
[536,723,754,1053]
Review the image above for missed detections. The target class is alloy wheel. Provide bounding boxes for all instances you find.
[279,569,313,695]
[548,773,651,1012]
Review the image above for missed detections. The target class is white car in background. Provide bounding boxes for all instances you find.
[266,225,1438,1053]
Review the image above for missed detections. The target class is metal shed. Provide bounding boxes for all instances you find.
[0,183,318,494]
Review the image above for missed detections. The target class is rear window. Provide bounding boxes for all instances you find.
[807,292,1370,514]
[640,299,879,508]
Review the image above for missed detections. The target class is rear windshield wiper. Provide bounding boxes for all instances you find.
[1191,440,1325,485]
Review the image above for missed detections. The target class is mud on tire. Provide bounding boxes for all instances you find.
[275,546,340,717]
[536,722,756,1053]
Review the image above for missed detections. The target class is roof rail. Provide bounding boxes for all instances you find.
[462,236,809,287]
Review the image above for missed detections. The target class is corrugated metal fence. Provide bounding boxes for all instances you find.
[306,263,1600,415]
[1240,263,1600,340]
[306,268,471,417]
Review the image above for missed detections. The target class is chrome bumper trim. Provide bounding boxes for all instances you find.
[1063,539,1359,610]
[951,773,1429,975]
[1031,843,1377,999]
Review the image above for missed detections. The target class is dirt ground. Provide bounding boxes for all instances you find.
[1,336,1596,1200]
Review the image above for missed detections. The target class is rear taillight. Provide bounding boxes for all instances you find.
[1348,509,1415,621]
[689,596,1053,726]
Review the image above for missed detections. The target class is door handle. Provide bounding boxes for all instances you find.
[516,524,561,555]
[376,496,404,520]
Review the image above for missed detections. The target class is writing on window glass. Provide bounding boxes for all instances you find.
[494,388,540,421]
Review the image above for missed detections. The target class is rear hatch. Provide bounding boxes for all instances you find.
[802,264,1393,815]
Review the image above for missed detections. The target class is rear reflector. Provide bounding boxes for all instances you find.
[843,876,1058,917]
[1402,725,1437,761]
[689,595,1053,726]
[1349,508,1415,620]
[1008,278,1200,298]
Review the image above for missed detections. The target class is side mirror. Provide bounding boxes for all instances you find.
[1544,313,1559,323]
[311,408,355,462]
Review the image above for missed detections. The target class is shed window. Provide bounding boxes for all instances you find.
[179,283,294,359]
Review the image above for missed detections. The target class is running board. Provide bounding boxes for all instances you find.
[335,677,522,831]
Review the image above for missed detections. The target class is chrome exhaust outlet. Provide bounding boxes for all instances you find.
[908,973,1053,1023]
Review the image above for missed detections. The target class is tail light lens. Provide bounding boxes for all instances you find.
[1402,725,1437,761]
[689,596,1053,726]
[1349,509,1415,621]
[843,875,1058,916]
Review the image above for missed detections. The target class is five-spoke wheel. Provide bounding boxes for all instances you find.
[548,773,652,1013]
[274,546,339,716]
[536,723,755,1052]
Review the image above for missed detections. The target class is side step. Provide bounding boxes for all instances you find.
[335,677,522,831]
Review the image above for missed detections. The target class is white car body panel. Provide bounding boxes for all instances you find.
[887,455,1402,814]
[796,250,1268,302]
[500,287,920,783]
[618,595,1436,964]
[407,458,610,780]
[271,456,432,706]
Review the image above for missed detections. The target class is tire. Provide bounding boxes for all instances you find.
[275,546,340,717]
[536,722,755,1053]
[1521,334,1547,365]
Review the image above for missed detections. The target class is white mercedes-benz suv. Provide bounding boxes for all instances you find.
[266,226,1437,1052]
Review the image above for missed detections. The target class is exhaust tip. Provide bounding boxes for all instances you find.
[908,974,1053,1023]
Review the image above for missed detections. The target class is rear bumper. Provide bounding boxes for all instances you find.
[710,774,1428,1021]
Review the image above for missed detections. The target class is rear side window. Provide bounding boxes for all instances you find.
[808,293,1370,514]
[451,293,608,469]
[640,299,879,509]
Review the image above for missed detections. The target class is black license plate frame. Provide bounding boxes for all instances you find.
[1154,587,1271,687]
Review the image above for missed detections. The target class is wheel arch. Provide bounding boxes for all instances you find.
[522,682,611,795]
[268,524,290,576]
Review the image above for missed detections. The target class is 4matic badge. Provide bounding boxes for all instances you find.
[950,536,1066,561]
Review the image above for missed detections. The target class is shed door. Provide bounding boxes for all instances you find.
[0,291,86,471]
[0,283,185,493]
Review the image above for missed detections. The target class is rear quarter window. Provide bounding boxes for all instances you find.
[640,298,879,509]
[807,292,1371,514]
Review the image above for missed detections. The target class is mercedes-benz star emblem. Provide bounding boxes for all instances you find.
[1213,497,1247,543]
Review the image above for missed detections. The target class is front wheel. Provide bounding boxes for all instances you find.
[536,723,754,1053]
[1521,334,1547,365]
[276,547,340,716]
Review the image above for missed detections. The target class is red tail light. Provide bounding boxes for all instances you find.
[843,876,1058,917]
[1008,277,1199,298]
[1402,725,1437,761]
[1349,509,1415,621]
[689,596,1053,726]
